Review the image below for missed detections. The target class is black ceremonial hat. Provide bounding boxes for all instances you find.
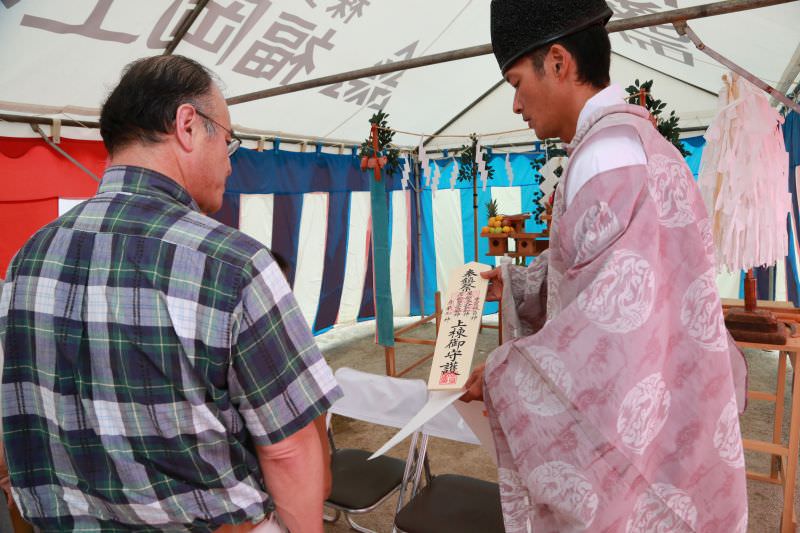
[490,0,613,73]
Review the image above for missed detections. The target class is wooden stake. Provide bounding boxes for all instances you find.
[472,137,479,262]
[473,169,479,262]
[385,346,396,376]
[371,123,381,182]
[744,269,757,312]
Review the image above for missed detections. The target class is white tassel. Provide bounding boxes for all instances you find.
[418,137,431,188]
[450,157,459,190]
[401,154,411,190]
[505,153,514,187]
[475,140,488,191]
[432,162,441,194]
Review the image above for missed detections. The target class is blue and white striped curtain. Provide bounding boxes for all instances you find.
[213,147,549,333]
[416,153,547,317]
[214,135,760,335]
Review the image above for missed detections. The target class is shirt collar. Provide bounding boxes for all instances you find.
[98,165,200,212]
[575,84,627,135]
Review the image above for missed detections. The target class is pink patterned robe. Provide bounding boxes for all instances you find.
[486,104,749,533]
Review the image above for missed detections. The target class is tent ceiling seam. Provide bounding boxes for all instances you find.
[423,78,505,148]
[611,51,718,97]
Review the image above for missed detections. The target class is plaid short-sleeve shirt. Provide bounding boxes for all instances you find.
[0,166,341,532]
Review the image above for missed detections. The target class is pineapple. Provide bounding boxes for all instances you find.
[485,199,499,235]
[486,199,498,220]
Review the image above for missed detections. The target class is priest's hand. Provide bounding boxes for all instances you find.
[481,268,503,302]
[460,363,485,403]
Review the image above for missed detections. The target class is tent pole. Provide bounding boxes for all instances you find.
[227,0,795,106]
[162,0,210,56]
[772,43,800,110]
[472,138,479,263]
[1,113,708,153]
[474,170,479,262]
[1,114,99,129]
[30,125,99,183]
[414,157,425,315]
[0,113,364,150]
[674,21,800,115]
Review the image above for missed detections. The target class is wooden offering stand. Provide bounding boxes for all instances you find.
[725,269,788,345]
[481,213,548,258]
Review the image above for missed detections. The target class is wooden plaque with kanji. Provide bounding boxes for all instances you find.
[427,262,491,391]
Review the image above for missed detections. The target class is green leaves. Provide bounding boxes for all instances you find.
[359,110,401,174]
[624,79,690,157]
[456,134,495,184]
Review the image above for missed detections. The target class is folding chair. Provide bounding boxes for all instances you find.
[393,398,504,533]
[325,367,428,533]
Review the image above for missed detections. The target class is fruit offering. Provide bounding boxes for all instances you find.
[484,215,517,235]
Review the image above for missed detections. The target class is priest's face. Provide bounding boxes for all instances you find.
[505,55,562,140]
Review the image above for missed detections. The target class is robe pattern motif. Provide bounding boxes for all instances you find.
[487,104,748,533]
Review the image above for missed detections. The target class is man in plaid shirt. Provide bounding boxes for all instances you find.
[0,56,341,532]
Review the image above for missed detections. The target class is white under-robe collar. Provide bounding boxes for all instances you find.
[575,84,627,135]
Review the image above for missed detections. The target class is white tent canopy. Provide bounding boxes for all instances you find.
[1,0,798,149]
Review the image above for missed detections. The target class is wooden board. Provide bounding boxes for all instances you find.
[427,262,491,391]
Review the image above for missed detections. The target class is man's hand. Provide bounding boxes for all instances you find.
[481,268,503,302]
[460,363,485,403]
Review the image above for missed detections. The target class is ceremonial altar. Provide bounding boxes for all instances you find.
[723,298,800,533]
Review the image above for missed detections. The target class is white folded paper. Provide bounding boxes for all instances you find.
[453,400,496,464]
[401,155,411,190]
[450,157,459,190]
[432,161,441,194]
[368,390,462,460]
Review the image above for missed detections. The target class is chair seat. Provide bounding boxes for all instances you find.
[394,474,504,533]
[327,448,406,510]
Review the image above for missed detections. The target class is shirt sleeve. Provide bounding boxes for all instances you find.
[0,280,7,435]
[228,248,342,446]
[0,279,7,340]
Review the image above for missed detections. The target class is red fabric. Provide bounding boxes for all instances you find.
[0,198,58,277]
[0,137,107,274]
[0,137,106,201]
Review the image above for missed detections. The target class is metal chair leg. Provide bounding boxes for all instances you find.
[345,513,379,533]
[323,507,340,523]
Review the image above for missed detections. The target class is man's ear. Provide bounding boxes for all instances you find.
[174,103,197,152]
[548,44,570,80]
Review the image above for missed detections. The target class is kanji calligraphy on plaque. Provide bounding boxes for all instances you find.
[370,262,490,459]
[428,262,490,390]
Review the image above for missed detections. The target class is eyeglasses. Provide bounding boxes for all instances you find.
[195,108,242,156]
